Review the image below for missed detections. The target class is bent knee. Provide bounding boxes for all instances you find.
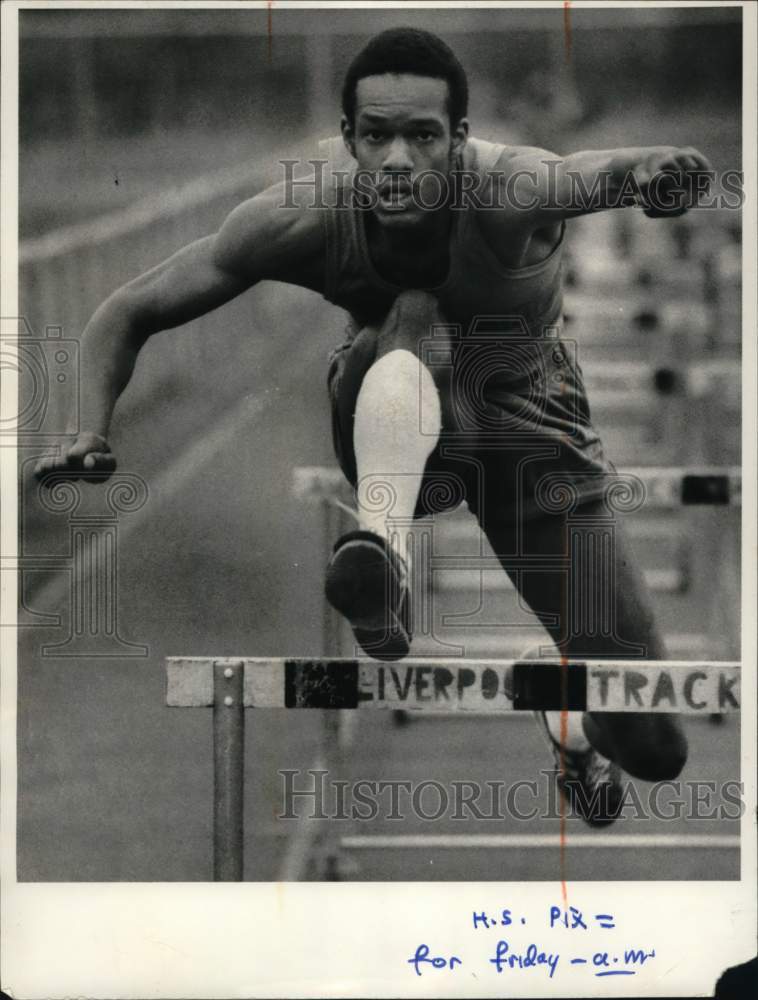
[621,723,689,782]
[390,289,442,318]
[378,290,446,348]
[586,712,688,782]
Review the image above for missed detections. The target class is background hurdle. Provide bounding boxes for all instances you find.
[165,656,740,881]
[294,465,741,666]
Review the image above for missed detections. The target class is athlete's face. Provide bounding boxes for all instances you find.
[342,73,468,229]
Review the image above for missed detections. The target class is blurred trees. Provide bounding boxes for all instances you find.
[20,9,741,144]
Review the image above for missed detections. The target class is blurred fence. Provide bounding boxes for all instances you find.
[17,153,295,442]
[20,159,269,340]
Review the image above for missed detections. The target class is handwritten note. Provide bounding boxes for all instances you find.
[406,905,656,981]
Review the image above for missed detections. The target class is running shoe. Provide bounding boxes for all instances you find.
[534,710,624,828]
[324,530,411,661]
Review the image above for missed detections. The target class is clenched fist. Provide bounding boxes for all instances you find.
[633,147,713,217]
[35,432,117,484]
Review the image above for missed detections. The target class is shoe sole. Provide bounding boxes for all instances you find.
[325,539,410,661]
[534,712,623,828]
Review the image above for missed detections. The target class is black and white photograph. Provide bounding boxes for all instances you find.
[1,1,756,997]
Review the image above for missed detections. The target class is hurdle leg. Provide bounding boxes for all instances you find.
[213,660,245,881]
[167,655,741,879]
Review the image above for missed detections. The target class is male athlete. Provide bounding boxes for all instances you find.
[36,28,713,825]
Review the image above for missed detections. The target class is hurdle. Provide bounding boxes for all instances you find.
[300,462,741,664]
[293,464,742,509]
[294,464,741,665]
[164,656,740,880]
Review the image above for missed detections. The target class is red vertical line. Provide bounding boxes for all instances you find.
[559,511,569,907]
[267,1,273,64]
[557,363,571,906]
[563,1,572,63]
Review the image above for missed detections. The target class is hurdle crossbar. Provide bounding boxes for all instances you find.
[165,657,740,880]
[292,465,742,508]
[167,657,739,714]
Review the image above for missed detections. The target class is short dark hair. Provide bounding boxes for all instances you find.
[341,27,469,127]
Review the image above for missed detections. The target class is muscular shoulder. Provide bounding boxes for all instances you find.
[466,141,563,266]
[472,142,557,199]
[213,177,325,287]
[496,144,558,167]
[463,138,554,174]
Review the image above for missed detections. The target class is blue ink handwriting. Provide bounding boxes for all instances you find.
[407,944,462,977]
[489,939,560,978]
[550,905,588,929]
[472,909,514,929]
[405,906,655,981]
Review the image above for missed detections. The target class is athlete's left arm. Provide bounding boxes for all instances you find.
[507,146,714,222]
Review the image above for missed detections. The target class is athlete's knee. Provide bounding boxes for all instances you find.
[590,713,689,782]
[627,746,688,783]
[378,290,445,351]
[636,725,688,781]
[389,289,441,322]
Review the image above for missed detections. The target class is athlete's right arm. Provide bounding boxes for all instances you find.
[34,182,322,481]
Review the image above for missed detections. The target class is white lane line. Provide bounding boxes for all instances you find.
[28,391,269,616]
[340,833,740,850]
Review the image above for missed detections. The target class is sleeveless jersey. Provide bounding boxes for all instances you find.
[319,135,563,331]
[318,136,617,519]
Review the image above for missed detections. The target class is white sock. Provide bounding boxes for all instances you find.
[353,349,441,558]
[543,711,591,753]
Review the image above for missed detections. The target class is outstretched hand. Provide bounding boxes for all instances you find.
[34,432,117,484]
[634,147,713,217]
